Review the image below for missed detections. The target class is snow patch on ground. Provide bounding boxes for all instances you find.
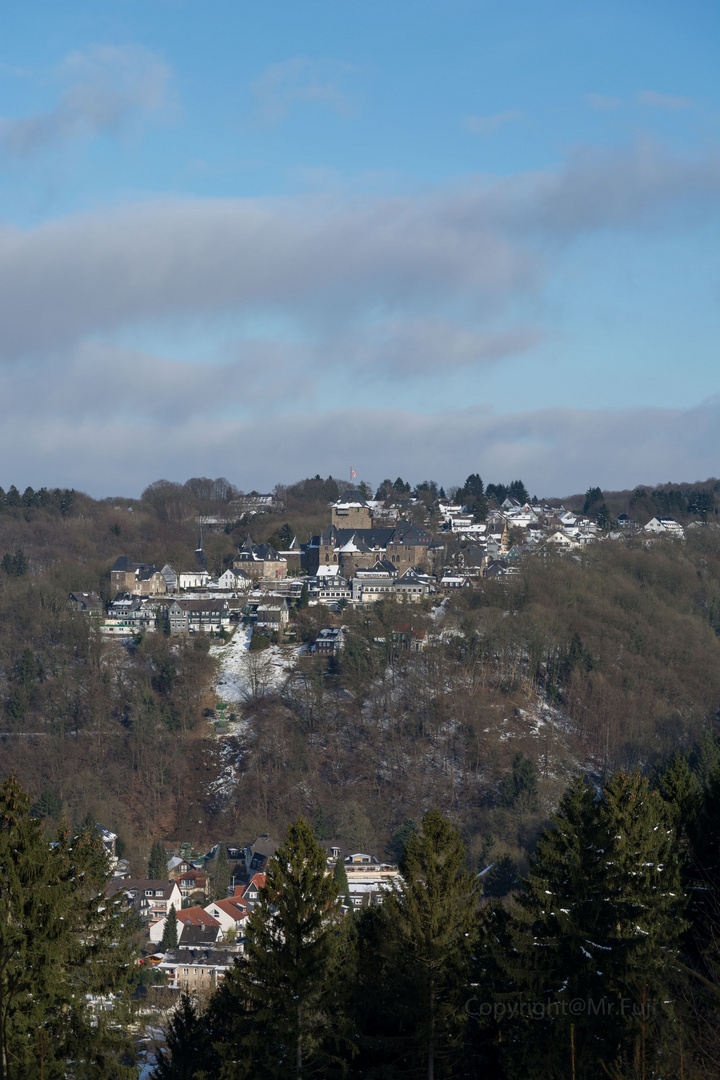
[211,627,305,708]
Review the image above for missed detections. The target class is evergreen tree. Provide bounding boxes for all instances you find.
[583,485,603,514]
[498,752,538,810]
[378,808,477,1079]
[312,805,329,841]
[212,843,231,899]
[161,904,179,951]
[148,839,168,880]
[298,582,309,610]
[218,816,346,1078]
[332,859,351,909]
[484,772,687,1079]
[0,774,139,1080]
[152,992,206,1080]
[482,853,519,898]
[595,501,611,529]
[508,479,529,503]
[388,817,418,864]
[657,750,699,843]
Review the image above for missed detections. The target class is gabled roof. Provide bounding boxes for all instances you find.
[107,878,177,900]
[176,907,220,927]
[251,835,277,858]
[176,924,222,948]
[391,521,431,543]
[244,873,266,894]
[206,898,250,923]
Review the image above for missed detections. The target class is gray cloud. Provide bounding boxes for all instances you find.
[0,140,717,363]
[340,319,545,377]
[0,44,171,157]
[0,339,311,423]
[1,396,718,499]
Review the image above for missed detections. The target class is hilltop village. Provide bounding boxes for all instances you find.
[70,487,691,640]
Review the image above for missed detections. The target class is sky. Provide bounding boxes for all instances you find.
[0,0,718,498]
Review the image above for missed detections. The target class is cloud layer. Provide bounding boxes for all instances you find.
[1,395,718,500]
[0,139,719,495]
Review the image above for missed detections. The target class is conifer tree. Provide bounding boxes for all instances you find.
[484,772,687,1079]
[161,903,179,951]
[379,808,477,1080]
[0,774,139,1080]
[212,843,231,899]
[332,858,351,909]
[152,992,206,1080]
[218,816,345,1078]
[148,839,168,879]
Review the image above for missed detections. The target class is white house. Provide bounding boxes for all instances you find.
[204,896,250,938]
[547,531,578,549]
[644,516,685,538]
[178,569,212,590]
[217,567,252,591]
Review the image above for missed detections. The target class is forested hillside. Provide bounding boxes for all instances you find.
[2,476,720,880]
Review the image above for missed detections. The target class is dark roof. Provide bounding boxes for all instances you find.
[251,835,277,858]
[334,488,368,505]
[254,543,282,561]
[136,566,160,581]
[107,878,176,900]
[177,924,223,948]
[320,522,431,550]
[397,568,424,583]
[391,522,431,545]
[111,556,132,572]
[170,599,229,613]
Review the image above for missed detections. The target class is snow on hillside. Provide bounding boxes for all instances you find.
[211,627,305,706]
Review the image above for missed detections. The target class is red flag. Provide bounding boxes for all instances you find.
[351,468,357,478]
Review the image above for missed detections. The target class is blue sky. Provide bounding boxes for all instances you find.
[1,0,718,497]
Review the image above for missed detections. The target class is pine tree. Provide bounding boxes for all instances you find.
[0,773,139,1080]
[332,859,351,909]
[161,903,179,951]
[312,805,329,841]
[486,772,688,1079]
[298,582,309,609]
[388,817,417,864]
[148,839,168,879]
[218,816,345,1078]
[379,808,477,1080]
[151,992,206,1080]
[212,843,231,900]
